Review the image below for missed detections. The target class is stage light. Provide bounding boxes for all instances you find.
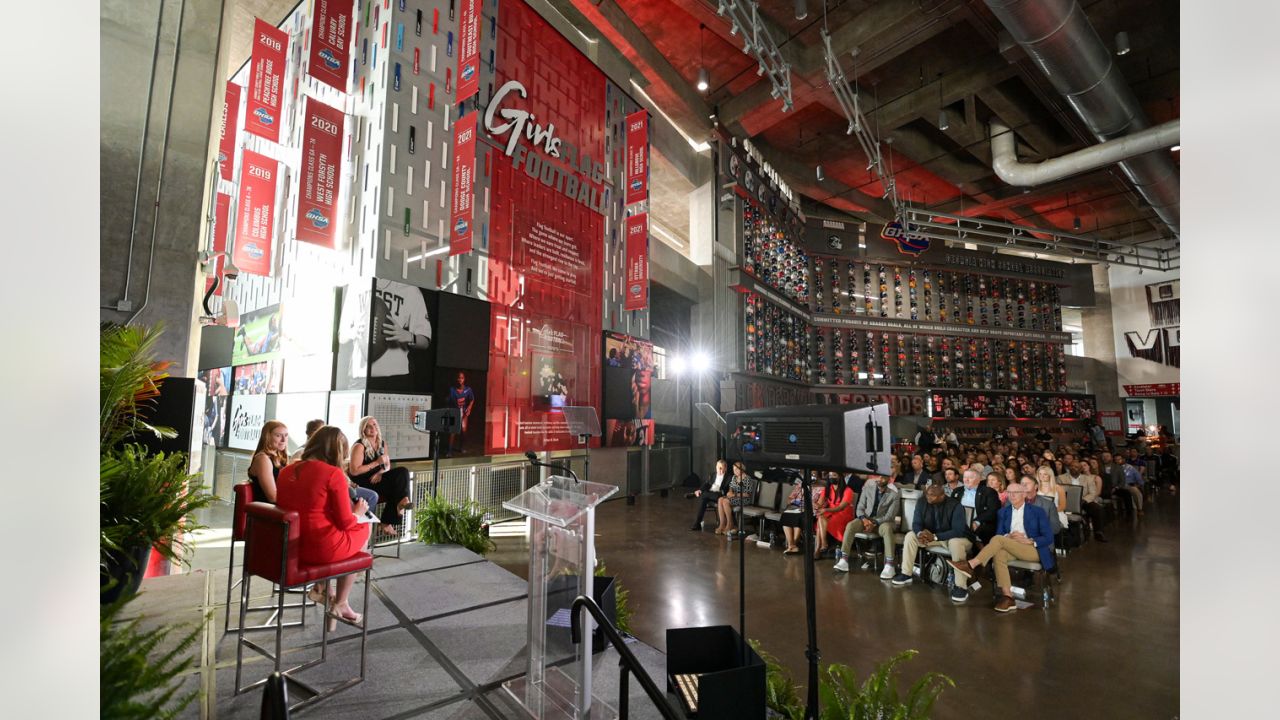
[697,67,709,92]
[1115,31,1131,56]
[669,355,687,376]
[691,351,712,373]
[795,0,808,20]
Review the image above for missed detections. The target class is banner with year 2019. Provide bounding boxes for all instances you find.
[307,0,354,92]
[624,212,649,310]
[295,97,345,248]
[233,150,279,277]
[624,110,648,205]
[245,18,289,142]
[449,112,478,255]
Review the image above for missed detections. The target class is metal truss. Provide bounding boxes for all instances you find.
[716,0,793,111]
[819,28,902,214]
[897,207,1180,271]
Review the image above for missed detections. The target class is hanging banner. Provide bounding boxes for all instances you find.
[624,212,649,310]
[245,18,289,142]
[307,0,354,92]
[456,0,481,103]
[450,112,478,255]
[233,149,279,277]
[218,83,241,182]
[207,192,232,296]
[624,110,648,205]
[295,97,345,248]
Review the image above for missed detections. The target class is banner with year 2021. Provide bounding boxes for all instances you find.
[625,110,648,205]
[449,112,478,255]
[295,97,345,248]
[624,212,648,310]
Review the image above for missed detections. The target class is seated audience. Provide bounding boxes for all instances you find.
[349,416,414,537]
[954,469,1001,544]
[248,420,290,503]
[893,485,972,603]
[986,472,1008,506]
[1075,461,1108,542]
[941,467,961,493]
[1022,475,1062,537]
[902,454,930,487]
[1035,466,1070,529]
[834,474,900,578]
[779,476,813,554]
[814,472,855,558]
[716,462,755,536]
[276,425,372,631]
[1120,457,1146,516]
[691,459,730,531]
[947,482,1056,613]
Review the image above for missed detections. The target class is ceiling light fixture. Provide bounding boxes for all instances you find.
[936,73,949,131]
[816,165,825,181]
[697,25,709,93]
[1171,144,1180,152]
[1073,216,1081,231]
[795,0,808,21]
[1115,31,1131,56]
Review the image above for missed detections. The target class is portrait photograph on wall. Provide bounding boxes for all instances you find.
[232,303,284,364]
[335,278,439,392]
[602,331,654,446]
[433,367,487,457]
[201,367,231,446]
[232,359,283,394]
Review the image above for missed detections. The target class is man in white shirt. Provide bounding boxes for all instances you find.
[691,459,729,531]
[948,483,1056,613]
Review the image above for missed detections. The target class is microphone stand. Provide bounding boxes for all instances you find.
[525,452,581,483]
[799,467,820,720]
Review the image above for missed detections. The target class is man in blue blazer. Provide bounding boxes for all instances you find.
[947,483,1055,613]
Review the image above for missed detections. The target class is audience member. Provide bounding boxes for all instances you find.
[814,472,856,559]
[894,485,972,603]
[902,455,930,487]
[779,476,813,554]
[834,474,900,578]
[941,467,961,493]
[716,462,755,536]
[1120,457,1145,516]
[954,469,1001,544]
[1035,466,1070,529]
[690,459,729,531]
[1022,475,1062,537]
[947,482,1056,613]
[987,472,1008,506]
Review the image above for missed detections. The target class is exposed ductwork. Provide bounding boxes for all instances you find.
[990,118,1179,187]
[984,0,1180,237]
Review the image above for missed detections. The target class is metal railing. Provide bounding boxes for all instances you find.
[570,595,681,720]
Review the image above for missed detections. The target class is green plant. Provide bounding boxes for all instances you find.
[100,324,175,451]
[749,643,953,720]
[816,650,953,720]
[100,593,203,719]
[414,495,495,555]
[595,561,632,635]
[100,444,216,563]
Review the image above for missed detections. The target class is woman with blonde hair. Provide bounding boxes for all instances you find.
[1035,465,1069,529]
[276,426,371,630]
[247,420,290,503]
[349,416,413,536]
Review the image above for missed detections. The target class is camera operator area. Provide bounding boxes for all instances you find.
[101,0,1180,718]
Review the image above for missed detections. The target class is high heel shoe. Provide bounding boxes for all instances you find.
[307,584,331,608]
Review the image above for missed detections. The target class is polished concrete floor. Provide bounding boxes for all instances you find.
[486,491,1180,720]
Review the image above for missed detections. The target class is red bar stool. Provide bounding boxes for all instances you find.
[222,484,307,635]
[234,502,373,711]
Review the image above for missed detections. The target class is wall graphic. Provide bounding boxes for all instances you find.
[336,278,438,392]
[368,392,433,460]
[602,331,653,446]
[228,394,268,450]
[1109,266,1179,397]
[201,367,231,446]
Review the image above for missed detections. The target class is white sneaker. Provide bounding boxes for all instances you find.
[833,558,850,572]
[880,563,896,579]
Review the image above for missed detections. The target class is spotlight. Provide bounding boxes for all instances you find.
[938,109,949,131]
[1171,144,1180,152]
[1115,31,1131,56]
[669,355,687,376]
[697,67,709,93]
[816,165,825,181]
[691,351,712,373]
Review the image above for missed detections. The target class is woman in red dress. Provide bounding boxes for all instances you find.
[276,426,371,629]
[814,472,856,558]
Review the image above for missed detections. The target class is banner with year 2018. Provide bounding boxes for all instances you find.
[624,212,649,310]
[624,110,648,205]
[449,112,478,255]
[233,150,279,277]
[295,97,345,248]
[245,18,289,142]
[306,0,354,92]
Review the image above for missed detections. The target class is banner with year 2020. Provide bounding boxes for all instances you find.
[245,18,289,142]
[233,149,279,277]
[295,97,345,248]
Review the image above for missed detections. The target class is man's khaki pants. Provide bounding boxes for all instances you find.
[901,532,972,588]
[972,535,1041,591]
[840,520,896,562]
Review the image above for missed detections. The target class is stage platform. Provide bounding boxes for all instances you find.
[129,542,676,719]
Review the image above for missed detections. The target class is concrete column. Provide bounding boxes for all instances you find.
[1079,264,1123,413]
[101,0,225,375]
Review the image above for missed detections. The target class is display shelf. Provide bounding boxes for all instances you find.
[741,199,809,308]
[743,291,810,383]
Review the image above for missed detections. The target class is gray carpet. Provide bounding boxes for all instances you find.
[126,542,679,719]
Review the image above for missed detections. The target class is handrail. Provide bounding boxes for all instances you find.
[569,595,681,720]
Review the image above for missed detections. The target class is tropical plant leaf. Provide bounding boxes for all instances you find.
[100,593,203,719]
[100,444,217,568]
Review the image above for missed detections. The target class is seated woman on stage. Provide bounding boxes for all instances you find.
[814,472,856,559]
[247,420,290,503]
[276,425,371,631]
[349,416,413,536]
[715,462,755,536]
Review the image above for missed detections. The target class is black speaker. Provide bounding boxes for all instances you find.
[727,402,891,473]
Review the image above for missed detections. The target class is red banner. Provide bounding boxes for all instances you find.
[206,192,232,296]
[624,212,649,310]
[307,0,354,92]
[624,110,648,205]
[450,112,478,255]
[295,97,345,248]
[218,83,241,182]
[245,18,289,142]
[233,149,279,277]
[456,0,481,103]
[1123,383,1180,397]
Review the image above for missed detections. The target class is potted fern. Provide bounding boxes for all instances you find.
[100,324,215,603]
[414,495,495,555]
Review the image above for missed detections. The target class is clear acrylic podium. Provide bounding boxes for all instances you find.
[503,474,619,719]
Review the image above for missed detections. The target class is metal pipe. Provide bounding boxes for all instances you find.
[991,119,1179,187]
[983,0,1180,237]
[126,0,187,326]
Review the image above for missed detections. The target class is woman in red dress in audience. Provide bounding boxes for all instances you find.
[814,472,856,559]
[275,425,371,630]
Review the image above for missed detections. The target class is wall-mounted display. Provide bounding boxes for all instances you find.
[228,394,268,451]
[233,360,283,395]
[744,291,810,383]
[602,331,654,446]
[265,392,330,455]
[326,390,364,446]
[742,200,809,308]
[929,390,1096,420]
[233,304,284,364]
[201,368,231,447]
[368,392,433,460]
[335,278,438,392]
[434,368,486,457]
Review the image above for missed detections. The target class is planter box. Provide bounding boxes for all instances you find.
[665,625,765,719]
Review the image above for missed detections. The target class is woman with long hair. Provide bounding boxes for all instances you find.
[276,426,371,631]
[715,462,756,536]
[986,471,1008,506]
[1035,465,1069,528]
[814,472,856,559]
[349,416,413,536]
[247,420,289,503]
